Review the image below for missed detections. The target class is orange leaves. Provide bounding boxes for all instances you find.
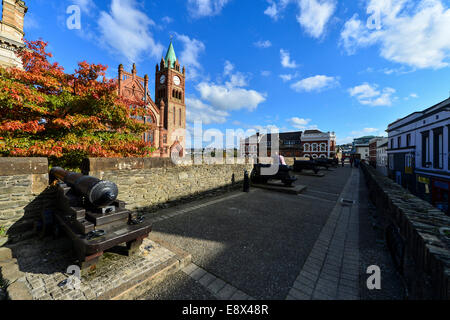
[0,37,155,169]
[51,115,107,131]
[0,120,45,134]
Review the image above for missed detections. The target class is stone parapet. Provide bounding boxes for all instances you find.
[82,158,253,212]
[0,158,51,241]
[361,163,450,300]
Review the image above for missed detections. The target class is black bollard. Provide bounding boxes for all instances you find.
[243,170,250,192]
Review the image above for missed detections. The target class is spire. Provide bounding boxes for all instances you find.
[164,40,177,69]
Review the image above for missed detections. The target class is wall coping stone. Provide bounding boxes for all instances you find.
[0,158,48,176]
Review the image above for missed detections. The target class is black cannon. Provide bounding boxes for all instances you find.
[250,164,297,187]
[314,157,339,170]
[48,167,152,271]
[293,159,321,174]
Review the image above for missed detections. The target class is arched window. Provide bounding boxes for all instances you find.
[312,143,318,152]
[303,143,310,152]
[312,154,318,159]
[320,143,327,152]
[172,89,176,98]
[173,107,176,125]
[320,154,326,158]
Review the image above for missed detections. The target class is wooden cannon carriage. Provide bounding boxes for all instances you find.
[48,167,153,271]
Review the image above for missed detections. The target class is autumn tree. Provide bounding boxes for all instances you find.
[0,40,155,169]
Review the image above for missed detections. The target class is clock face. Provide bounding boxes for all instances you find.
[160,75,166,84]
[173,75,181,86]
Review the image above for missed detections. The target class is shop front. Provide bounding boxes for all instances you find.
[431,178,449,215]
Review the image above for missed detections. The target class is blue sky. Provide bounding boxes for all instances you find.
[17,0,450,146]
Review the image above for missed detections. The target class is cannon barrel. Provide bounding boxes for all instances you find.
[50,167,118,207]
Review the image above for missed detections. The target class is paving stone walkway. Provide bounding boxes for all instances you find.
[181,263,255,300]
[287,168,360,300]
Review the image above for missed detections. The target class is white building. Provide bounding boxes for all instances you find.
[376,138,388,176]
[386,97,449,215]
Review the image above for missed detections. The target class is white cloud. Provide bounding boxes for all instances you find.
[176,34,206,79]
[264,0,335,38]
[223,61,248,87]
[161,16,173,24]
[280,49,299,68]
[72,0,96,14]
[197,83,266,111]
[348,83,397,106]
[187,0,231,18]
[98,0,163,62]
[291,75,338,92]
[297,0,336,38]
[254,40,272,48]
[186,62,267,123]
[287,117,319,130]
[279,72,299,82]
[340,0,450,69]
[261,70,271,77]
[186,98,229,124]
[264,0,291,20]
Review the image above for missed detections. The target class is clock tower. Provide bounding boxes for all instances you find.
[155,40,186,157]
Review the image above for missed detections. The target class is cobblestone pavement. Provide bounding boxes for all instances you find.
[9,237,176,300]
[287,168,360,300]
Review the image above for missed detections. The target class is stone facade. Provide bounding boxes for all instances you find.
[0,157,50,240]
[82,158,253,212]
[361,162,450,299]
[0,0,27,69]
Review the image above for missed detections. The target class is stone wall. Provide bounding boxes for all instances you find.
[82,158,253,212]
[0,158,52,240]
[361,163,450,300]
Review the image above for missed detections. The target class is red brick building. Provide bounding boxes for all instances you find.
[301,130,336,159]
[118,41,186,157]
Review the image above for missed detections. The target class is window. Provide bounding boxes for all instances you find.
[303,143,310,152]
[397,136,401,148]
[163,134,167,143]
[179,109,181,126]
[320,143,327,152]
[406,134,411,147]
[421,131,430,167]
[311,143,318,152]
[391,138,394,149]
[389,154,394,170]
[173,107,176,125]
[433,127,444,169]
